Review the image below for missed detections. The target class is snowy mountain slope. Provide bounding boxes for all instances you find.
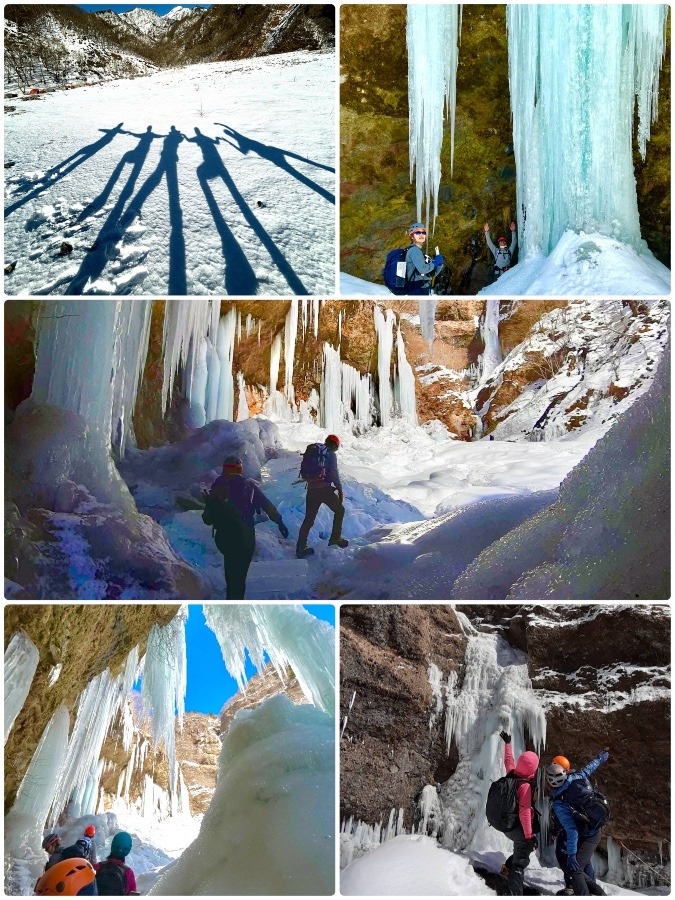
[4,51,335,296]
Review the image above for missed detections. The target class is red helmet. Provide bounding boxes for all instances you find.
[497,235,508,245]
[83,825,95,837]
[325,434,340,448]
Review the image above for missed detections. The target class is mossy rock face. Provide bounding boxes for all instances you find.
[341,5,671,288]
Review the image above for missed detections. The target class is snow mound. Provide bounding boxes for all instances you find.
[340,272,393,296]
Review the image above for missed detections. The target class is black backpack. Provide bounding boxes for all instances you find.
[486,775,530,833]
[560,778,610,829]
[202,487,246,534]
[58,839,91,861]
[299,443,328,481]
[95,861,128,895]
[383,248,411,294]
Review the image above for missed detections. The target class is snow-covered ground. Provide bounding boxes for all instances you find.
[340,231,670,297]
[4,51,335,296]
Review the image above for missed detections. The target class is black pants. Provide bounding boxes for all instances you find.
[568,831,603,896]
[215,524,255,600]
[556,834,597,889]
[406,281,432,295]
[298,484,344,549]
[504,824,533,895]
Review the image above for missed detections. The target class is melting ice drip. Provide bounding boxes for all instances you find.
[480,299,503,381]
[508,4,668,257]
[407,4,462,230]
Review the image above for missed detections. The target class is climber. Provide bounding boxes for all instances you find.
[57,836,97,867]
[548,755,597,894]
[296,435,347,558]
[42,833,63,870]
[547,750,610,896]
[35,857,97,895]
[500,730,539,896]
[80,826,97,864]
[94,831,137,896]
[484,221,516,278]
[405,222,444,295]
[202,455,289,600]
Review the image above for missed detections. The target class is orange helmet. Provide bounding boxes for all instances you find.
[83,825,95,838]
[325,434,340,448]
[35,858,96,895]
[552,755,571,771]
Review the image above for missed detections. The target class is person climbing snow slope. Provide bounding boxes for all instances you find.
[484,221,517,277]
[202,455,288,599]
[296,434,348,558]
[94,831,137,896]
[498,730,539,895]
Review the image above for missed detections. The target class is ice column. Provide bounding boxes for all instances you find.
[395,326,418,424]
[321,343,343,432]
[215,308,237,422]
[418,299,437,351]
[508,4,668,256]
[5,705,70,858]
[32,300,152,455]
[284,299,299,404]
[269,333,282,394]
[4,630,40,744]
[236,372,249,421]
[162,299,219,415]
[204,605,335,717]
[480,299,503,381]
[407,4,462,230]
[204,338,220,424]
[312,298,320,338]
[374,306,396,426]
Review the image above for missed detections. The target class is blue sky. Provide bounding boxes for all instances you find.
[78,5,210,14]
[181,604,335,714]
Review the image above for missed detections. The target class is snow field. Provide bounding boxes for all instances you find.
[5,51,335,296]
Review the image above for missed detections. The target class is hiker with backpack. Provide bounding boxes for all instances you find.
[547,750,610,896]
[296,434,348,559]
[42,833,63,870]
[383,222,445,295]
[485,730,540,895]
[35,857,98,895]
[202,455,289,600]
[94,832,136,896]
[484,221,517,278]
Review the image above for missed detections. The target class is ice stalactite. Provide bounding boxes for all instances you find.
[185,337,208,428]
[32,300,152,455]
[434,625,546,853]
[321,344,374,433]
[508,4,668,257]
[204,338,220,424]
[236,310,242,343]
[270,332,282,394]
[49,647,139,826]
[374,306,396,426]
[236,372,249,421]
[5,705,70,859]
[301,298,308,337]
[214,308,237,422]
[141,607,187,796]
[321,342,343,433]
[480,299,503,381]
[312,298,320,338]
[4,630,40,744]
[203,604,335,716]
[407,4,461,231]
[161,299,219,416]
[395,326,418,424]
[245,313,253,337]
[284,299,299,404]
[418,298,437,351]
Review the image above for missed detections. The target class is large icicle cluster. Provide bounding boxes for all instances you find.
[4,630,40,744]
[407,4,462,230]
[395,326,418,424]
[161,299,219,416]
[320,343,374,433]
[480,299,503,381]
[508,4,668,256]
[374,306,396,426]
[203,604,335,716]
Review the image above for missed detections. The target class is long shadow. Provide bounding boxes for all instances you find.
[187,127,308,295]
[5,124,125,219]
[67,126,186,295]
[216,123,335,205]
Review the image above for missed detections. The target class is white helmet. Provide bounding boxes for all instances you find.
[546,763,567,788]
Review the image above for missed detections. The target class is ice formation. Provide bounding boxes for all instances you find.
[4,630,40,744]
[395,326,418,424]
[283,299,299,403]
[418,298,437,350]
[508,4,668,257]
[321,343,374,433]
[148,695,334,896]
[269,331,282,394]
[480,299,502,381]
[161,299,219,416]
[215,309,237,421]
[407,4,461,230]
[203,604,335,716]
[236,372,249,421]
[374,306,396,426]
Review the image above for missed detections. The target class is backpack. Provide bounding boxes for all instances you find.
[58,839,91,861]
[559,778,610,830]
[300,443,328,481]
[383,248,411,294]
[95,861,128,896]
[486,775,531,833]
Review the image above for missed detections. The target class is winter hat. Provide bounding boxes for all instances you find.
[497,235,508,245]
[222,455,244,475]
[84,825,96,837]
[110,831,132,859]
[515,750,540,779]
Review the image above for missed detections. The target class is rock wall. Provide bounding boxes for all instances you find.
[220,661,309,734]
[175,712,221,815]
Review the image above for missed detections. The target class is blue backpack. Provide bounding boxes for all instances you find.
[300,443,328,481]
[383,248,411,294]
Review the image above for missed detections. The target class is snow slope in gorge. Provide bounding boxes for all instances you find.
[4,51,335,296]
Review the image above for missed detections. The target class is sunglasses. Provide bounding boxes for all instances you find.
[412,230,427,236]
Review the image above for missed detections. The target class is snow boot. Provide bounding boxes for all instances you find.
[556,889,574,896]
[296,545,314,559]
[328,537,349,548]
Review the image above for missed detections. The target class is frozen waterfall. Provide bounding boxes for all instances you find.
[508,4,668,257]
[283,299,299,404]
[480,299,503,381]
[418,298,437,351]
[395,326,418,424]
[374,306,396,426]
[407,4,462,231]
[4,630,40,744]
[321,343,374,433]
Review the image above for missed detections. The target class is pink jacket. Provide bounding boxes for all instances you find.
[504,744,539,839]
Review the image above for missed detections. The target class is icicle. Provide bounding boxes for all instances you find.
[338,310,342,345]
[395,326,417,423]
[215,309,237,422]
[236,372,250,421]
[507,5,668,257]
[418,299,437,351]
[204,337,220,424]
[269,333,282,394]
[373,307,396,426]
[236,310,242,343]
[162,299,219,416]
[186,337,208,428]
[407,4,462,230]
[480,299,503,381]
[301,298,308,338]
[245,313,253,337]
[283,299,299,404]
[258,320,261,344]
[203,605,335,717]
[321,343,344,432]
[312,298,320,338]
[5,705,70,858]
[4,630,40,745]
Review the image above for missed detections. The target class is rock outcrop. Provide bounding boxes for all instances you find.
[220,661,309,734]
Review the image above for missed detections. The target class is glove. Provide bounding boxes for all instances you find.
[598,750,609,763]
[567,854,581,873]
[278,521,289,539]
[499,731,511,744]
[433,254,444,266]
[526,836,538,851]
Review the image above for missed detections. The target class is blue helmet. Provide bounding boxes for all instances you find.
[408,221,426,234]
